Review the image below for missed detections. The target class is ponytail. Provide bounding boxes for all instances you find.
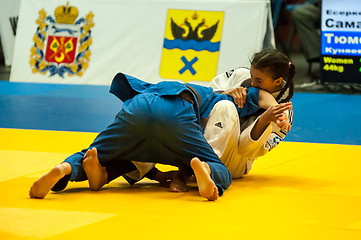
[276,62,296,103]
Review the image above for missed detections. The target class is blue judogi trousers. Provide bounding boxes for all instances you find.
[63,92,232,195]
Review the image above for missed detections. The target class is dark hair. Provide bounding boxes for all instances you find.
[251,49,296,103]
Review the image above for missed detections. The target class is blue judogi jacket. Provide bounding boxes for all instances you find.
[107,73,261,188]
[109,73,260,128]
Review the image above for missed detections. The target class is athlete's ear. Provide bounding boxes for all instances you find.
[274,77,283,86]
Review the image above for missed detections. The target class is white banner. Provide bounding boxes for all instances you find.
[0,0,21,66]
[10,0,274,85]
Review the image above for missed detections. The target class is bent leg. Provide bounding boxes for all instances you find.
[173,115,233,196]
[140,97,233,196]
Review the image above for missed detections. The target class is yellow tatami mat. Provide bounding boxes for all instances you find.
[1,128,361,240]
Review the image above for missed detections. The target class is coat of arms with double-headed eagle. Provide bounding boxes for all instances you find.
[160,9,224,82]
[30,2,94,77]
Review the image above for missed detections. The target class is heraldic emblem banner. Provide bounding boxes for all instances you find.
[29,2,94,77]
[160,9,224,82]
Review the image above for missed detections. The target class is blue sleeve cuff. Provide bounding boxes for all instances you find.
[237,87,260,118]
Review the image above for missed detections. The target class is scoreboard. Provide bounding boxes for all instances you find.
[321,0,361,83]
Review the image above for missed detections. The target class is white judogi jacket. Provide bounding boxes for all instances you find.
[126,67,293,181]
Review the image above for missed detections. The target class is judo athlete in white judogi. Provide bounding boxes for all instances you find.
[205,67,294,178]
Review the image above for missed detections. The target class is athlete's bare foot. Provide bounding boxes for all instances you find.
[29,162,71,199]
[190,157,219,201]
[170,170,189,192]
[83,148,108,191]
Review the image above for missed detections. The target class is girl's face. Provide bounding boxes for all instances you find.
[250,65,282,93]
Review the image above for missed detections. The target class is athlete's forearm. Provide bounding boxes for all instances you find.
[250,114,271,140]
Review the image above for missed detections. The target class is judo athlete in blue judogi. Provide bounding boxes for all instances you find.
[29,73,262,201]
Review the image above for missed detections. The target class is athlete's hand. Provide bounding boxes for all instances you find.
[222,87,247,108]
[276,112,292,131]
[263,103,292,131]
